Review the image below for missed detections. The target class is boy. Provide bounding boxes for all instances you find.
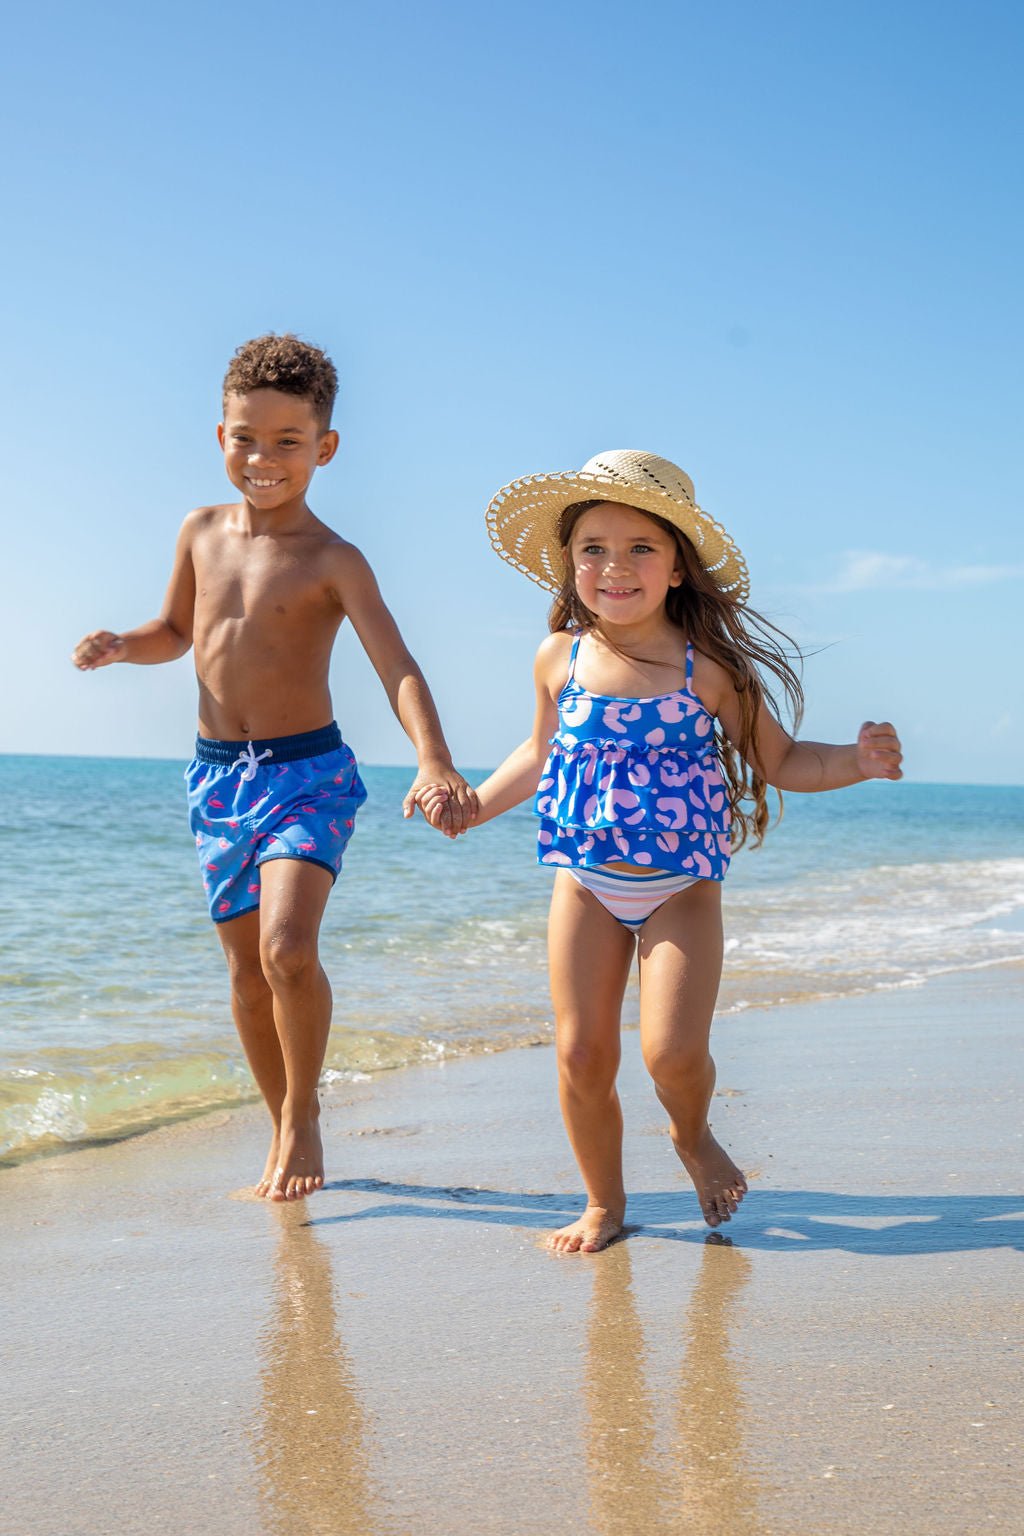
[72,334,475,1202]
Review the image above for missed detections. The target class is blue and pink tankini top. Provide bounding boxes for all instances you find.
[535,632,732,881]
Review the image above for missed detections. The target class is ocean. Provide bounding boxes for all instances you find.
[1,755,1022,1163]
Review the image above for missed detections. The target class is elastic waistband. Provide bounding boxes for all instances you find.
[193,722,343,766]
[586,864,680,883]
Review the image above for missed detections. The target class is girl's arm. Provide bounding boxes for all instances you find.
[472,735,551,826]
[705,659,902,791]
[419,632,567,835]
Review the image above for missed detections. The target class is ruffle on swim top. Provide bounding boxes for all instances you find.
[534,733,732,880]
[536,821,731,879]
[536,735,731,833]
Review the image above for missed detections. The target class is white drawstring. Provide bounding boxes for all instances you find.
[230,742,273,782]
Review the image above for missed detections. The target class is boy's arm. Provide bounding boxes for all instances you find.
[72,516,196,669]
[331,544,477,829]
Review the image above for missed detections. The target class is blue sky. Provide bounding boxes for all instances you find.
[2,1,1021,782]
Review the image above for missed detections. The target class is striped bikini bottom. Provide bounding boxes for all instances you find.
[567,864,700,932]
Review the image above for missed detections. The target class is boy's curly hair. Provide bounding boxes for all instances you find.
[223,333,338,429]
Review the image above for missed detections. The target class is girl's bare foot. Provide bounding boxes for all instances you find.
[674,1127,747,1227]
[255,1128,282,1199]
[268,1108,325,1202]
[546,1204,625,1254]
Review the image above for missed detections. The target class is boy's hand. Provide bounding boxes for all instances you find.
[856,721,903,781]
[402,766,478,833]
[72,631,126,670]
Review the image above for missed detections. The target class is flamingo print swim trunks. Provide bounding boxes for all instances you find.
[185,723,367,923]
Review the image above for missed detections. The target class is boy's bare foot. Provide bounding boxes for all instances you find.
[255,1128,282,1200]
[674,1127,747,1227]
[268,1109,325,1202]
[546,1204,625,1254]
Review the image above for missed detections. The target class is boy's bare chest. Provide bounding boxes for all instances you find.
[194,537,334,621]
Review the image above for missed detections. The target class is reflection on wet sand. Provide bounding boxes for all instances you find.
[674,1241,759,1534]
[252,1211,380,1536]
[585,1243,674,1533]
[585,1239,759,1536]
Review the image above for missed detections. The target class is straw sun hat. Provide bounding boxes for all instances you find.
[485,449,749,604]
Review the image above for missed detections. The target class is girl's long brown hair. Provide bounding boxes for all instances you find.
[549,502,805,850]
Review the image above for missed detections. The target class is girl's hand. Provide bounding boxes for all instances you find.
[72,630,125,670]
[402,766,478,832]
[856,721,903,781]
[414,784,460,837]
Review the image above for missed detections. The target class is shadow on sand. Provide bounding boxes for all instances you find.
[308,1179,1024,1254]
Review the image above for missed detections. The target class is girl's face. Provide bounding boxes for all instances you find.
[568,502,682,624]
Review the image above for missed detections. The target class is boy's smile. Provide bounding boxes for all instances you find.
[218,389,338,514]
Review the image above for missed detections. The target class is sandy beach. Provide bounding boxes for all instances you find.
[3,966,1021,1536]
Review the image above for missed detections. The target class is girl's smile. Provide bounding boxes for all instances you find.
[571,502,682,623]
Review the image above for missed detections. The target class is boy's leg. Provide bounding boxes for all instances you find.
[547,872,635,1253]
[257,857,335,1201]
[215,910,287,1197]
[636,879,746,1228]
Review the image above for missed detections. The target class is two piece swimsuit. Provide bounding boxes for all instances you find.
[535,632,732,930]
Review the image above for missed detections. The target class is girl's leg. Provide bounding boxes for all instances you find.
[547,871,636,1253]
[216,909,287,1197]
[637,879,747,1227]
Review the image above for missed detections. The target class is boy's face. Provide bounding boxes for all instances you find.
[218,389,338,509]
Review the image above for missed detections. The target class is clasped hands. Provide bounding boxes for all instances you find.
[402,766,478,837]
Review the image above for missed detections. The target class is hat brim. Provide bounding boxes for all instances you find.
[485,470,750,603]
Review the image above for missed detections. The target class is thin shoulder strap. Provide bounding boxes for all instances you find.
[566,628,584,682]
[684,639,695,690]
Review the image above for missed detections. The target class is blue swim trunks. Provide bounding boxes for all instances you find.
[185,723,367,923]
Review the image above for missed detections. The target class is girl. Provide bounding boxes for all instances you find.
[420,451,902,1252]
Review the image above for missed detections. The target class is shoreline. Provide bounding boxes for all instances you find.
[4,967,1022,1534]
[6,763,1022,1171]
[5,954,1023,1172]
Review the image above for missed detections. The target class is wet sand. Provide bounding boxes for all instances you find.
[3,968,1021,1535]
